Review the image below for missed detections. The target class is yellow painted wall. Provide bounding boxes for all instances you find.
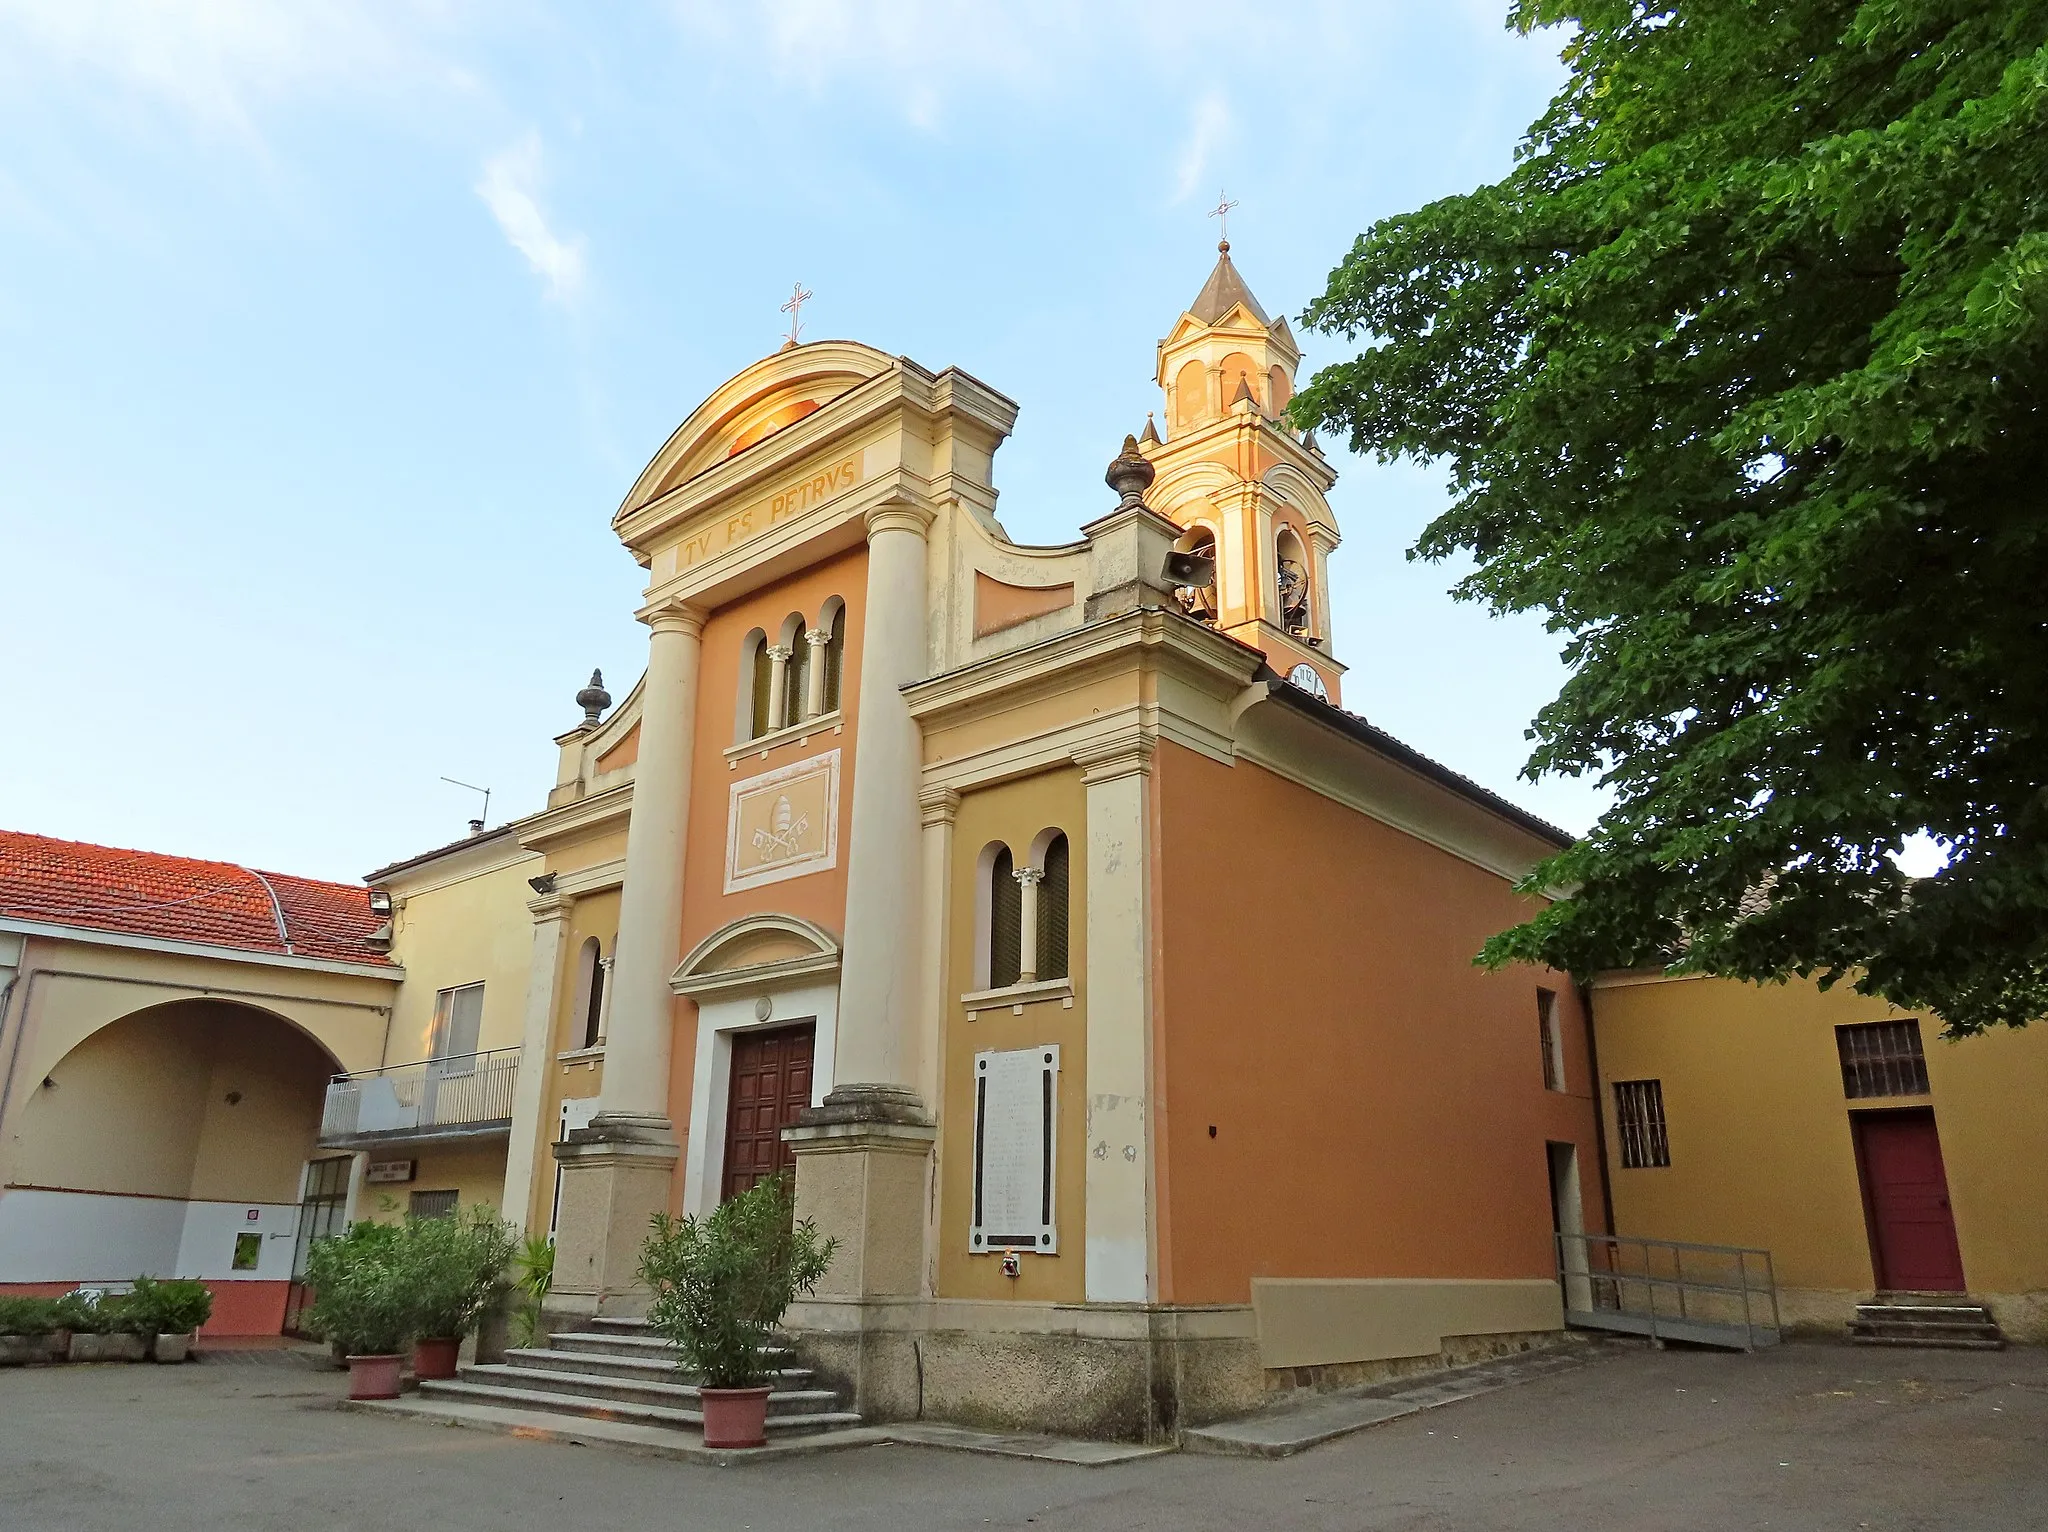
[11,1000,331,1205]
[936,768,1089,1304]
[382,851,542,1067]
[1591,974,2048,1305]
[359,1139,514,1223]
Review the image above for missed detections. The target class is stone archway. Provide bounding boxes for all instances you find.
[0,998,345,1334]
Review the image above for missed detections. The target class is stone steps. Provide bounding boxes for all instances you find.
[417,1376,860,1436]
[1849,1297,2005,1351]
[454,1362,841,1417]
[499,1345,814,1390]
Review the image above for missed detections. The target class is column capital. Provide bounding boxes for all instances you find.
[1012,865,1045,888]
[804,627,831,647]
[1074,730,1155,784]
[636,596,708,636]
[528,891,576,922]
[766,643,794,663]
[864,497,935,541]
[917,784,962,827]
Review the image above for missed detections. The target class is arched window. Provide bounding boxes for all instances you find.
[1220,351,1261,410]
[1269,366,1292,414]
[1032,831,1070,983]
[1173,524,1219,624]
[776,612,808,732]
[740,628,772,741]
[570,937,605,1050]
[1275,525,1312,638]
[819,598,847,715]
[985,844,1022,989]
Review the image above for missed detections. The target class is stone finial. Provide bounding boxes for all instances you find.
[1140,412,1161,446]
[1105,434,1156,510]
[575,668,612,729]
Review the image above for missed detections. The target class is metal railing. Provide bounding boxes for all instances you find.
[1558,1230,1781,1351]
[319,1048,519,1142]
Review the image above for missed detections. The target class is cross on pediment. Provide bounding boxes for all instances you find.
[780,281,813,347]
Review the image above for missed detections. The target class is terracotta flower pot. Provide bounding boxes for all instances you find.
[412,1337,460,1380]
[699,1385,772,1449]
[346,1353,404,1400]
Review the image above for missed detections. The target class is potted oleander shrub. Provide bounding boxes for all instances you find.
[127,1276,213,1363]
[0,1296,64,1365]
[638,1173,835,1449]
[404,1206,516,1380]
[303,1221,411,1399]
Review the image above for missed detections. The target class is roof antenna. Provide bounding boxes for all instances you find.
[440,776,491,836]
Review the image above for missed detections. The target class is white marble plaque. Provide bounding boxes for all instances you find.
[970,1045,1058,1255]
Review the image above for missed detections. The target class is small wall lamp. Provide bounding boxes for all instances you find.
[366,890,394,917]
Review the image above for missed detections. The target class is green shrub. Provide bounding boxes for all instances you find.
[125,1277,214,1336]
[404,1206,516,1341]
[303,1221,411,1356]
[637,1173,834,1389]
[50,1291,112,1334]
[0,1296,57,1336]
[510,1232,555,1348]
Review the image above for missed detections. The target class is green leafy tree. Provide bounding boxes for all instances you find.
[1293,1,2048,1034]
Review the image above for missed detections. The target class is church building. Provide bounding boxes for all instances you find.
[508,242,1608,1438]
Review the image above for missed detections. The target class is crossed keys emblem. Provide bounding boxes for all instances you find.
[752,794,810,863]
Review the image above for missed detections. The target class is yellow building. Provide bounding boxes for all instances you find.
[1589,972,2048,1343]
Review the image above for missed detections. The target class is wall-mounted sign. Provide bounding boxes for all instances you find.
[364,1160,416,1185]
[970,1045,1059,1256]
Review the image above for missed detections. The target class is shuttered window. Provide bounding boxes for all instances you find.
[1538,988,1565,1092]
[1613,1079,1671,1169]
[1837,1020,1930,1099]
[823,604,846,713]
[989,845,1022,989]
[1036,833,1070,982]
[749,641,773,740]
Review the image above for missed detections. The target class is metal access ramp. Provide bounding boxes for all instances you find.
[1557,1232,1781,1351]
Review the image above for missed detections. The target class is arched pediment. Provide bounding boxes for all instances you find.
[669,913,842,998]
[616,341,896,520]
[1263,462,1332,521]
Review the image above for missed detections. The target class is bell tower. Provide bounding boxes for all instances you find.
[1143,239,1344,703]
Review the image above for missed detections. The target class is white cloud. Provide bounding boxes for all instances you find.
[0,0,466,137]
[1173,91,1231,204]
[475,131,587,303]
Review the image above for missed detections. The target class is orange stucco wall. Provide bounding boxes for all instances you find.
[661,545,867,1206]
[1152,743,1606,1304]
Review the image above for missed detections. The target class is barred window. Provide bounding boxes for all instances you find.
[1837,1020,1930,1099]
[988,845,1022,989]
[408,1189,459,1220]
[1613,1079,1671,1169]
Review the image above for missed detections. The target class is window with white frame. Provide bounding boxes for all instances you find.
[1538,988,1566,1092]
[428,983,484,1066]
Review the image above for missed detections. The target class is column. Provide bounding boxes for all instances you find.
[766,644,793,733]
[1014,866,1044,984]
[1307,528,1339,650]
[1077,737,1155,1304]
[826,500,931,1091]
[803,627,831,719]
[552,596,703,1318]
[499,890,572,1232]
[783,499,936,1420]
[913,787,959,1134]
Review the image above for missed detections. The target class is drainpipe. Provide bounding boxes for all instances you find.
[1577,977,1618,1237]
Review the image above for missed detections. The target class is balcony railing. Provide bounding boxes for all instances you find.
[319,1048,519,1144]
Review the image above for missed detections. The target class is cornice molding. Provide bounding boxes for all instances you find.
[519,781,634,856]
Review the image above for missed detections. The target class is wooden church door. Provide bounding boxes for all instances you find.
[721,1022,816,1201]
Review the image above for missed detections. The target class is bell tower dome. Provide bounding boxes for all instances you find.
[1145,241,1344,704]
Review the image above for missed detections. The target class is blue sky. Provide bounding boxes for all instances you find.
[0,1,1602,883]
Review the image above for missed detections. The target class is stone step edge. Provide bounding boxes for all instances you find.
[1847,1334,2006,1350]
[460,1363,842,1411]
[419,1377,860,1435]
[342,1396,887,1466]
[501,1348,813,1384]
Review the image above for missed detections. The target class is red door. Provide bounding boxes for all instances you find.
[721,1023,815,1201]
[1853,1109,1966,1292]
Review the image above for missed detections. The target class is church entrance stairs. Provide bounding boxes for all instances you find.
[1848,1295,2006,1351]
[402,1317,861,1441]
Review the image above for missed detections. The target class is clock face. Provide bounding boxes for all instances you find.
[1287,662,1328,701]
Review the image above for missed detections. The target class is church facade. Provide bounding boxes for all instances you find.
[506,246,1608,1438]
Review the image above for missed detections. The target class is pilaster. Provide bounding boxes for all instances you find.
[501,890,572,1231]
[1076,734,1157,1304]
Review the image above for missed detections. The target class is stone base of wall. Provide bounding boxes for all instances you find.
[785,1296,1577,1442]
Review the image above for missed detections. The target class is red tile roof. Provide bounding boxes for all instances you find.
[0,830,394,967]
